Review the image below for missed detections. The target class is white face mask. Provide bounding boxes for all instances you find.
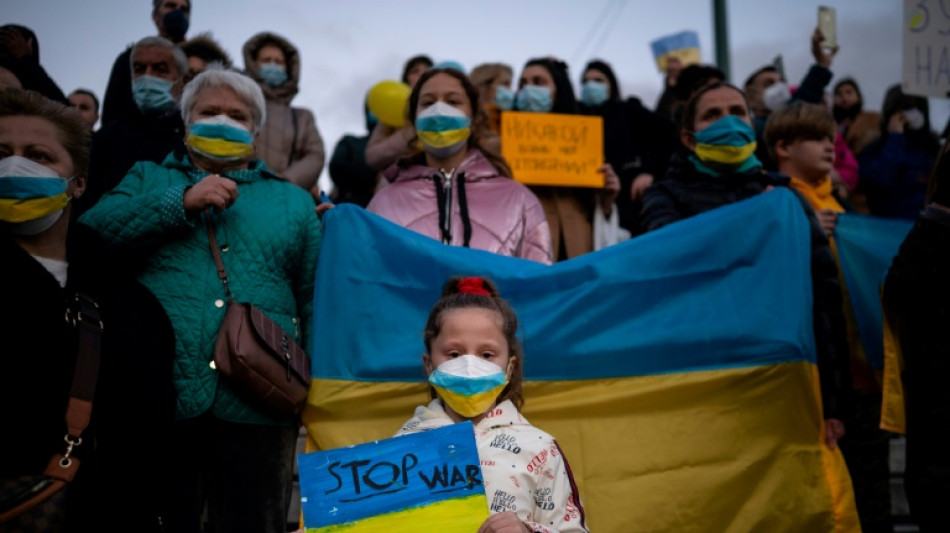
[763,82,791,112]
[903,108,925,131]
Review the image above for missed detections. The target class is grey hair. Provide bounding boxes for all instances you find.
[180,70,266,131]
[130,36,188,80]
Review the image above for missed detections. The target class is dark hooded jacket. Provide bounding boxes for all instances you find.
[243,32,324,190]
[0,24,67,104]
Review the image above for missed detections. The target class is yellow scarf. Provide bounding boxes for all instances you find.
[789,175,880,391]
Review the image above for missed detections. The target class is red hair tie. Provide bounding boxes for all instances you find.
[458,277,490,296]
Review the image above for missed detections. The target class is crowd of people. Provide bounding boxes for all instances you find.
[1,1,948,532]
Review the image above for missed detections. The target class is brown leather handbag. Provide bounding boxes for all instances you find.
[0,294,102,527]
[204,212,310,418]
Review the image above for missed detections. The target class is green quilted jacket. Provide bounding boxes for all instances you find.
[80,152,321,425]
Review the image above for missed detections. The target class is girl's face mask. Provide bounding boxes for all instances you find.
[0,155,73,235]
[415,101,472,159]
[428,354,510,418]
[515,85,553,113]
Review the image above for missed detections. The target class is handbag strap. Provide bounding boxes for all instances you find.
[203,210,233,301]
[44,292,103,480]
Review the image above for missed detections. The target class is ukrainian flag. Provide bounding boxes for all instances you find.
[650,30,701,72]
[833,213,914,434]
[304,190,859,532]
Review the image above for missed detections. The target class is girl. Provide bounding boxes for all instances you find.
[396,276,589,533]
[367,68,552,263]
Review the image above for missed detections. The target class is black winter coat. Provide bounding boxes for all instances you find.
[76,108,185,216]
[641,152,852,420]
[0,224,177,531]
[580,97,677,235]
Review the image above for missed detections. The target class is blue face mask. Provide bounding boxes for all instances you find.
[494,86,514,111]
[580,80,609,107]
[132,75,176,112]
[259,63,288,88]
[515,85,553,113]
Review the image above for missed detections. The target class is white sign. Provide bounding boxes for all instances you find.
[903,0,950,98]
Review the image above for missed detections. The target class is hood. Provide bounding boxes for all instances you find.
[384,149,502,183]
[0,25,40,66]
[395,399,528,436]
[667,148,789,188]
[242,31,300,105]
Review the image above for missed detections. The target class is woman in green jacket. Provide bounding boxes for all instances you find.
[80,69,321,533]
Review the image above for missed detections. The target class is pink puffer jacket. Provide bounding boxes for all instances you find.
[368,150,552,264]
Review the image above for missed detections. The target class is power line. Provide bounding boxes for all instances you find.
[589,0,629,58]
[571,0,625,64]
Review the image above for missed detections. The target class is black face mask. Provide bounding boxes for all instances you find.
[832,104,859,124]
[162,9,189,42]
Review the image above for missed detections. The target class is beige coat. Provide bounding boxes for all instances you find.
[243,32,324,190]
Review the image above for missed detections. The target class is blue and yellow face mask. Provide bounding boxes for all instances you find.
[0,155,72,235]
[428,354,510,418]
[415,101,471,159]
[690,115,762,175]
[186,115,255,161]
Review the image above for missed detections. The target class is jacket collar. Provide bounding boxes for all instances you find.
[386,149,501,183]
[162,150,280,184]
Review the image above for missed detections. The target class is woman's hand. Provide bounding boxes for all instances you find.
[815,208,838,237]
[630,173,654,202]
[824,418,846,450]
[599,163,620,217]
[476,512,532,533]
[888,112,906,134]
[811,27,838,69]
[183,174,239,213]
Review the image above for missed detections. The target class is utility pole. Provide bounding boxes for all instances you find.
[713,0,731,81]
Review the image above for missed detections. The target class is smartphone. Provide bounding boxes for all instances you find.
[818,6,837,49]
[319,190,331,204]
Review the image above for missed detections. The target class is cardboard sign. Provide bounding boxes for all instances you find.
[298,422,488,532]
[650,31,702,73]
[501,111,604,188]
[903,0,950,98]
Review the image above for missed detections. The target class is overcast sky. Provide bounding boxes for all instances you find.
[6,0,948,188]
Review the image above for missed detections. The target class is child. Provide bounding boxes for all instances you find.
[764,101,844,238]
[395,276,589,533]
[766,100,895,533]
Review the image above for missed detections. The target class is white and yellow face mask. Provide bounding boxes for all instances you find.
[428,354,509,418]
[415,101,471,159]
[0,155,72,235]
[186,114,255,161]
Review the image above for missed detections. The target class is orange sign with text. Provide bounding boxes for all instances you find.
[501,111,603,188]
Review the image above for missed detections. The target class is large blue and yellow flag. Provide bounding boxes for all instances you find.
[304,190,859,533]
[833,213,914,434]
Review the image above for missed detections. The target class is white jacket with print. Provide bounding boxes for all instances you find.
[395,399,589,533]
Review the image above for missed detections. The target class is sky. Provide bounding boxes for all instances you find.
[5,0,948,189]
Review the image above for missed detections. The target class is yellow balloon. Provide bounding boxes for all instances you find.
[367,80,411,128]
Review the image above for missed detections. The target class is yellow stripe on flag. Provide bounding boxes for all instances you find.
[304,362,859,532]
[305,493,487,533]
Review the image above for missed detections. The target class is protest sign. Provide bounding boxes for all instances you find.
[298,422,488,532]
[501,111,603,187]
[903,0,950,98]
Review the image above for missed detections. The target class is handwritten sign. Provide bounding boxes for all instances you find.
[501,111,603,188]
[298,422,488,532]
[903,0,950,98]
[650,31,702,73]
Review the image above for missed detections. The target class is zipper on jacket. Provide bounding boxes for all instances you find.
[437,168,455,244]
